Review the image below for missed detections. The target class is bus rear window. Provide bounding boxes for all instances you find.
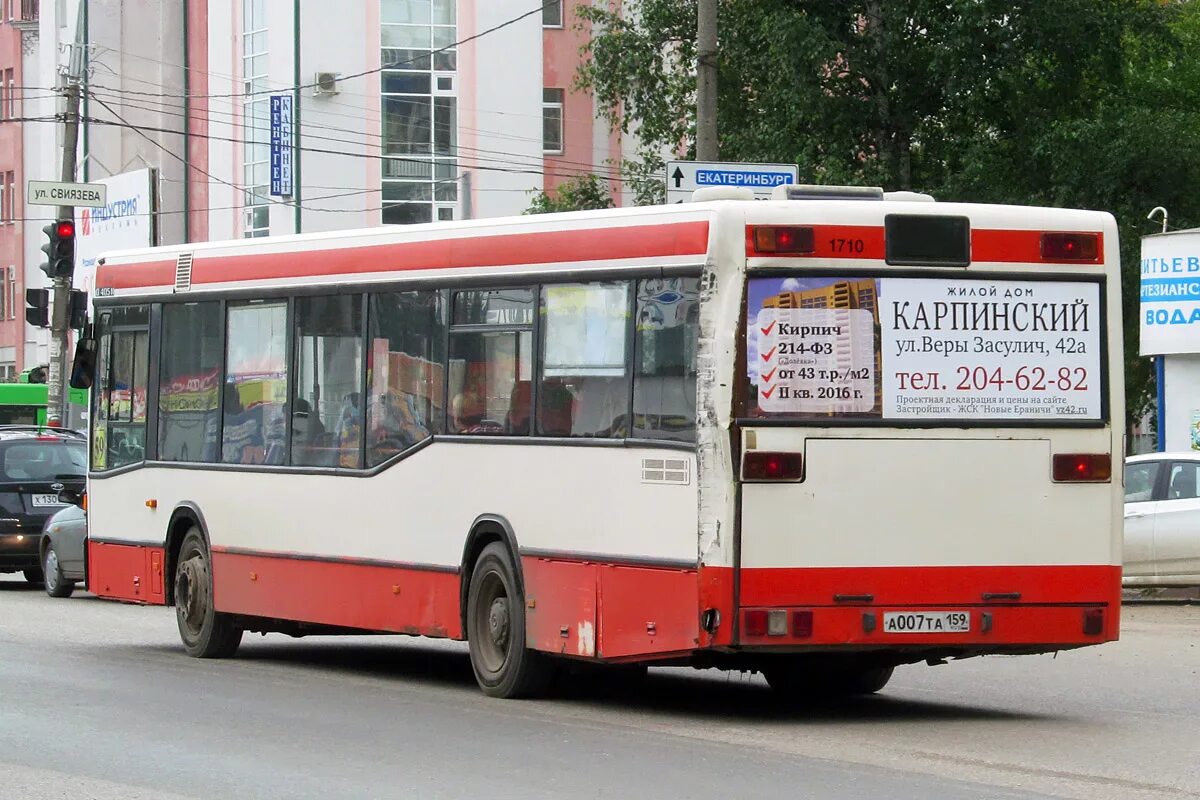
[743,275,1104,423]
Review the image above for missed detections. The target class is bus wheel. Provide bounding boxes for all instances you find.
[466,542,553,698]
[765,659,894,699]
[174,527,243,658]
[837,664,893,695]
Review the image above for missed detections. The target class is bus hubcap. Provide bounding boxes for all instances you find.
[488,597,510,650]
[177,556,209,633]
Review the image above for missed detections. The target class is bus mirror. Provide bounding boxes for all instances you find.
[69,328,96,391]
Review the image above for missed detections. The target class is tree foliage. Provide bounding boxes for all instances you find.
[526,174,616,214]
[577,0,1200,432]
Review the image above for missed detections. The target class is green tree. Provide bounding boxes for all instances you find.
[526,174,616,214]
[577,0,1200,437]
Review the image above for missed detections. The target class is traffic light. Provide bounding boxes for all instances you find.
[25,287,49,328]
[68,289,87,330]
[40,219,76,279]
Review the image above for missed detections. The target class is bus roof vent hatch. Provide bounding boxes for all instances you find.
[771,184,884,201]
[174,253,194,293]
[691,187,755,202]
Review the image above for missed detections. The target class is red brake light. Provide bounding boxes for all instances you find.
[743,609,768,637]
[56,220,75,238]
[792,610,814,638]
[751,226,815,255]
[742,451,804,481]
[1041,232,1099,262]
[1083,608,1104,636]
[1052,453,1111,482]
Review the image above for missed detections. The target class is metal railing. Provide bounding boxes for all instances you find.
[20,0,38,23]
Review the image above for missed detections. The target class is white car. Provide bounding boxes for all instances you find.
[1124,453,1200,586]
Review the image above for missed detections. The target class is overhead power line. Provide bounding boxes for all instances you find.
[83,1,559,102]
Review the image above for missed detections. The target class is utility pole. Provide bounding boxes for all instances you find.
[47,50,84,426]
[696,0,719,161]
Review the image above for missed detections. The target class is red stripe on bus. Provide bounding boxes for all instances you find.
[522,555,700,659]
[96,221,711,290]
[210,548,463,638]
[746,225,885,259]
[736,564,1121,607]
[737,602,1116,646]
[972,229,1104,263]
[88,540,167,604]
[746,226,1104,263]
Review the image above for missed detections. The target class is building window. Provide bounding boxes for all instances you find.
[381,0,457,224]
[542,0,563,28]
[242,0,270,238]
[7,266,14,319]
[543,88,564,154]
[0,268,7,320]
[5,69,13,119]
[0,172,12,221]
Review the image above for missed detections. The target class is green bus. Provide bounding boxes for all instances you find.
[0,380,49,426]
[0,365,89,427]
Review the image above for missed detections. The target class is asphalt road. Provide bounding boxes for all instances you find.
[2,576,1197,800]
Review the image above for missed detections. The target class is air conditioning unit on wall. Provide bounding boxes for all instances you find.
[313,72,341,96]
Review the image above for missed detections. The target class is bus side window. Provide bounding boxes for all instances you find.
[538,282,630,438]
[293,295,364,469]
[159,302,223,463]
[95,305,150,470]
[367,291,446,465]
[633,278,699,442]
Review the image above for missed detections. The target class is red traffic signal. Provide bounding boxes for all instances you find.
[56,220,75,239]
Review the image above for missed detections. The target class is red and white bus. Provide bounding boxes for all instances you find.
[82,185,1123,698]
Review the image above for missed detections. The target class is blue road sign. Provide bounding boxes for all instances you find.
[695,169,794,188]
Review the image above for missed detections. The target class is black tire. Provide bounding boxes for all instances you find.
[42,545,75,598]
[174,527,243,658]
[837,665,894,695]
[22,566,43,585]
[466,542,554,698]
[765,659,894,700]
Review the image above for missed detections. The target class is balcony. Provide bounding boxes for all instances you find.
[13,0,37,29]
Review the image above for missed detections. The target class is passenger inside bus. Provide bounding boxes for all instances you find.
[451,390,494,434]
[367,390,430,460]
[506,381,531,434]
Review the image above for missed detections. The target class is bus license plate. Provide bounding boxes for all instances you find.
[883,611,970,634]
[31,494,63,507]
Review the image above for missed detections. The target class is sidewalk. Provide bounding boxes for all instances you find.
[1122,586,1200,604]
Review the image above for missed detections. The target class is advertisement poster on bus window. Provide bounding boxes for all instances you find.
[746,276,1103,421]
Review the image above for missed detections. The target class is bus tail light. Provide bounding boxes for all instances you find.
[792,610,814,638]
[742,451,804,482]
[750,226,815,255]
[744,609,768,637]
[1052,453,1111,482]
[1083,608,1104,636]
[1041,232,1100,262]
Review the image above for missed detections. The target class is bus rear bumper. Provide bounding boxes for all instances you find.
[735,601,1117,650]
[701,564,1122,651]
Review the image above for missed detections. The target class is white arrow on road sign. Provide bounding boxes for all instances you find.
[666,161,799,203]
